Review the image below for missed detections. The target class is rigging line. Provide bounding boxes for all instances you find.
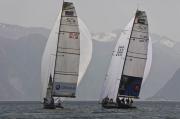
[57,51,80,55]
[56,71,77,74]
[134,23,148,26]
[128,51,147,55]
[130,37,149,40]
[61,24,78,26]
[62,16,78,18]
[132,29,148,34]
[59,47,80,50]
[63,7,74,10]
[54,72,78,76]
[127,55,147,60]
[59,31,80,34]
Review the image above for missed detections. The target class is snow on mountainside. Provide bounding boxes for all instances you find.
[0,23,49,40]
[92,32,118,42]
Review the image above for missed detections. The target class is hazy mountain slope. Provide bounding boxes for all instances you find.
[140,34,180,99]
[76,40,116,100]
[0,24,49,101]
[0,23,180,101]
[77,30,180,100]
[148,68,180,101]
[0,23,49,40]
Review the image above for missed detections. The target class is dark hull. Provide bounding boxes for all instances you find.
[102,103,136,109]
[43,104,56,109]
[55,104,64,109]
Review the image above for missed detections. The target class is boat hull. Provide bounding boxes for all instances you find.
[43,104,56,109]
[55,104,64,109]
[102,103,136,109]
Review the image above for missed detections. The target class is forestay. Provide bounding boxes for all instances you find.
[52,2,80,97]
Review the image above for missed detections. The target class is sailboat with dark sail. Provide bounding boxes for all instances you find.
[100,10,152,109]
[41,1,80,109]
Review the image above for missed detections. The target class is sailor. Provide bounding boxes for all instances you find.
[103,96,109,105]
[50,97,54,105]
[116,97,121,103]
[57,99,64,108]
[117,97,123,106]
[126,98,130,105]
[130,98,133,104]
[121,98,125,104]
[44,98,48,104]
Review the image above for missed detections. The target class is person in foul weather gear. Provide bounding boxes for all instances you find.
[121,98,125,104]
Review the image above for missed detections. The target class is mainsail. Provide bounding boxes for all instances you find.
[100,10,150,103]
[41,1,92,103]
[52,2,80,98]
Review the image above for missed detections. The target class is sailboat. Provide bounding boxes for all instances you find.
[100,10,151,109]
[42,1,80,109]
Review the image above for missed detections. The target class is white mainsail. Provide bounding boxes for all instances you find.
[100,10,151,103]
[41,1,92,101]
[52,2,80,97]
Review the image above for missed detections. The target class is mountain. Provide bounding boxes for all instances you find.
[0,23,180,101]
[0,23,49,101]
[141,34,180,99]
[76,39,116,100]
[147,68,180,101]
[77,29,180,101]
[0,23,49,40]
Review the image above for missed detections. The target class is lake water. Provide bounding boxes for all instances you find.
[0,101,179,119]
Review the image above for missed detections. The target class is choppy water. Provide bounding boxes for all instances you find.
[0,101,179,119]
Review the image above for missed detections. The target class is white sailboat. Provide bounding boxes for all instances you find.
[41,1,81,109]
[100,10,152,108]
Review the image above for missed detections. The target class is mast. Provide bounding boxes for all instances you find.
[51,0,65,98]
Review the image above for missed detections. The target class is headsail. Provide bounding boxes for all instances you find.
[46,75,53,99]
[52,2,80,98]
[100,19,134,102]
[100,10,150,103]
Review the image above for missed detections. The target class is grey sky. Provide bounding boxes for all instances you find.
[0,0,179,41]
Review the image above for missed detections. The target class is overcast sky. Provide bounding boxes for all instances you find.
[0,0,179,41]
